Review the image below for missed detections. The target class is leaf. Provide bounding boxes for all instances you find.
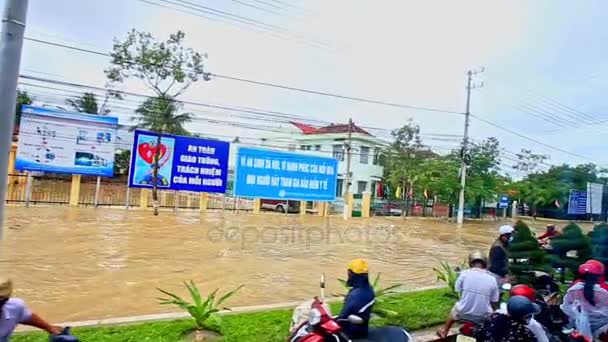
[217,284,244,306]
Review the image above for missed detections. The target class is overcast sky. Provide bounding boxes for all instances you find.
[11,0,608,174]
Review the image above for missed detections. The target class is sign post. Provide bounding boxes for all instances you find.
[499,195,509,220]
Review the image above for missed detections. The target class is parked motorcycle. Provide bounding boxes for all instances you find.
[287,274,412,342]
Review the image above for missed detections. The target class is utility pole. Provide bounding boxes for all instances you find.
[0,0,29,239]
[457,68,484,226]
[343,118,353,218]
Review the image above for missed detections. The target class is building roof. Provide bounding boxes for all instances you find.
[290,122,371,136]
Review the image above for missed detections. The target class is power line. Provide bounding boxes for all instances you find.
[23,36,463,116]
[470,113,594,162]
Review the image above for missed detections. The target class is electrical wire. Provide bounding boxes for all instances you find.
[23,36,463,116]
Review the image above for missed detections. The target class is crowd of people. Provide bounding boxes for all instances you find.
[433,223,608,342]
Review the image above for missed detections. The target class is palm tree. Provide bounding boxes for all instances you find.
[133,95,192,215]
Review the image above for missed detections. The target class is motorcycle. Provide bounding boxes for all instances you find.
[287,274,412,342]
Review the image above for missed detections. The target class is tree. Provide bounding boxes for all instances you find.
[381,121,435,215]
[67,92,99,114]
[589,224,608,276]
[14,90,33,139]
[508,220,551,283]
[114,149,131,176]
[513,149,549,174]
[106,29,209,215]
[550,223,591,277]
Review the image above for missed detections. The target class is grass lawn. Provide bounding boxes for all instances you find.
[13,288,455,342]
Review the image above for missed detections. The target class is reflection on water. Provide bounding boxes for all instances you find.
[1,207,568,322]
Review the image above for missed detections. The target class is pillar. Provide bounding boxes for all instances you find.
[140,188,149,209]
[361,192,371,218]
[7,143,16,196]
[199,192,208,213]
[69,174,81,207]
[317,202,326,217]
[252,198,261,214]
[344,192,354,219]
[300,201,307,216]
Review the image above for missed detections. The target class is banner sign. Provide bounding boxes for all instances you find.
[587,182,603,215]
[234,147,338,201]
[568,190,587,215]
[15,105,118,176]
[128,130,230,193]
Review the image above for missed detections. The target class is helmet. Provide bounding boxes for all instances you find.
[546,224,556,231]
[507,295,541,319]
[578,259,605,276]
[348,259,369,275]
[468,250,488,267]
[499,225,515,236]
[510,285,536,301]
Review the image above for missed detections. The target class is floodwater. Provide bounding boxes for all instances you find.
[0,207,565,322]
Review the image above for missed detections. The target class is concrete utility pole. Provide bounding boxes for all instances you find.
[0,0,29,239]
[343,118,353,217]
[457,68,484,226]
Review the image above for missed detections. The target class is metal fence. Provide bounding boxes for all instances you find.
[5,174,254,211]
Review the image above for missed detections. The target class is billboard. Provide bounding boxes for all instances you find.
[568,189,587,215]
[15,105,118,176]
[587,182,603,215]
[128,130,230,193]
[234,147,338,201]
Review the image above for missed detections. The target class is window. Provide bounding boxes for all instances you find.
[314,145,321,151]
[300,145,312,151]
[333,144,344,161]
[360,146,370,164]
[357,181,368,194]
[336,179,344,197]
[373,147,381,165]
[288,144,296,151]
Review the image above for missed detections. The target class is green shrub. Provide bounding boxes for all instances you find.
[157,280,243,330]
[589,223,608,275]
[432,260,465,299]
[550,223,591,276]
[508,220,552,283]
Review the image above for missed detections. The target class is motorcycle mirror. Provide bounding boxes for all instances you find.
[347,315,364,325]
[502,283,512,291]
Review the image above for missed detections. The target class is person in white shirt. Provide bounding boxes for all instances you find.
[496,284,549,342]
[437,250,499,339]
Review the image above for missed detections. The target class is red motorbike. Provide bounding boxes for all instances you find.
[287,274,411,342]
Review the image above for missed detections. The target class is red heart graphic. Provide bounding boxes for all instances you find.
[138,142,167,164]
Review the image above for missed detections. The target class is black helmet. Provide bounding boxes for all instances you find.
[507,296,541,319]
[468,250,488,268]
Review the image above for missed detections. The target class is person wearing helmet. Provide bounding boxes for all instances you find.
[479,295,539,342]
[496,285,549,342]
[0,277,63,341]
[437,251,500,339]
[488,225,515,285]
[562,259,608,341]
[571,260,608,291]
[337,259,375,339]
[538,224,561,246]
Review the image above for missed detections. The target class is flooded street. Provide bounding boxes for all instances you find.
[1,207,566,322]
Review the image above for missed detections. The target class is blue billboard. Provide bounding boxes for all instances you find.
[568,189,587,215]
[15,105,118,176]
[234,147,338,201]
[128,130,230,193]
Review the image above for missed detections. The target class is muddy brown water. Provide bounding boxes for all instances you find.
[0,207,572,322]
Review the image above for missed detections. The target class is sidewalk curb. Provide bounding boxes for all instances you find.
[16,285,445,332]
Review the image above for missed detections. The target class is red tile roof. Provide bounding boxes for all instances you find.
[290,122,371,136]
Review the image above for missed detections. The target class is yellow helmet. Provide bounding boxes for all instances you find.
[348,259,369,274]
[0,278,12,298]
